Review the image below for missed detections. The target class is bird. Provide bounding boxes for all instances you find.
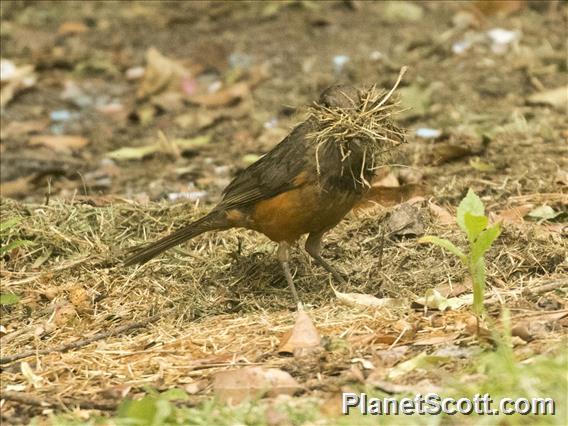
[124,73,406,305]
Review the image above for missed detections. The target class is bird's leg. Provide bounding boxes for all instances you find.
[305,232,346,284]
[277,242,303,309]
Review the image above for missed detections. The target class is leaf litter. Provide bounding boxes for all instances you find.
[0,195,565,419]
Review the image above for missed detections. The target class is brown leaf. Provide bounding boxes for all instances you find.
[384,203,425,237]
[512,310,568,341]
[431,144,474,165]
[174,110,220,130]
[374,172,399,188]
[374,346,410,368]
[213,366,300,404]
[278,310,322,356]
[494,205,533,224]
[1,119,49,139]
[435,280,469,298]
[57,21,89,36]
[137,47,193,99]
[527,86,568,109]
[470,0,525,16]
[0,175,34,198]
[349,333,398,346]
[511,322,532,342]
[333,288,407,310]
[428,202,455,225]
[29,135,89,152]
[464,315,492,340]
[188,81,250,107]
[555,170,568,187]
[0,60,37,108]
[412,332,461,346]
[357,184,425,209]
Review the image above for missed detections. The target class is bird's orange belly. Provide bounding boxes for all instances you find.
[250,185,359,243]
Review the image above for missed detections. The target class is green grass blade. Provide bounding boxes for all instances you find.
[0,217,21,233]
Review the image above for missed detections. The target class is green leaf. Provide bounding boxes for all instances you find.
[464,212,488,243]
[0,293,20,305]
[118,395,173,426]
[471,223,501,264]
[419,236,467,263]
[471,258,486,315]
[457,189,484,235]
[0,217,20,233]
[159,388,189,401]
[0,239,32,255]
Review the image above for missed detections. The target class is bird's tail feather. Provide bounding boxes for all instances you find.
[123,212,224,266]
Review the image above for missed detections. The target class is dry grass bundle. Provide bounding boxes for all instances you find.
[308,67,408,184]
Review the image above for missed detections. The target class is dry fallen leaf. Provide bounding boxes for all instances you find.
[374,172,399,187]
[213,366,300,404]
[1,119,49,139]
[435,280,469,298]
[512,310,568,342]
[29,135,89,152]
[431,144,474,165]
[412,332,461,346]
[278,310,322,356]
[470,0,525,16]
[107,135,210,161]
[0,175,34,198]
[384,203,425,237]
[428,202,455,225]
[137,47,196,99]
[0,59,37,107]
[527,86,568,109]
[414,289,472,311]
[57,21,89,36]
[188,81,250,107]
[333,287,407,310]
[21,362,43,389]
[357,184,425,209]
[494,204,533,224]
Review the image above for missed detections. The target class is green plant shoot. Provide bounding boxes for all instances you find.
[420,189,501,315]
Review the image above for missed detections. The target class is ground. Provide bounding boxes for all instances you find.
[0,1,567,425]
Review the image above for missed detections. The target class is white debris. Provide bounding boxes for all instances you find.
[415,128,442,139]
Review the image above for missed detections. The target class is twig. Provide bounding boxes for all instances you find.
[0,313,164,365]
[369,66,408,110]
[0,391,117,411]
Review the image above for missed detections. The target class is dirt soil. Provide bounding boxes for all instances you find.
[0,1,567,425]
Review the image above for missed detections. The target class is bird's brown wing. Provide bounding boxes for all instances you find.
[215,121,314,212]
